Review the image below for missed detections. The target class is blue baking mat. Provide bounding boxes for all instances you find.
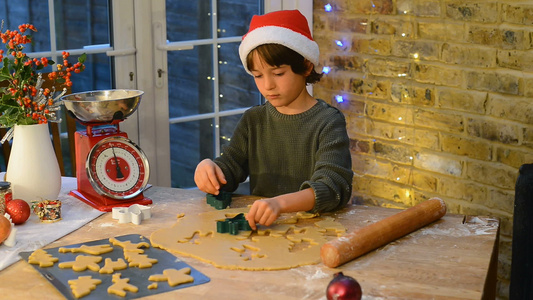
[19,234,210,299]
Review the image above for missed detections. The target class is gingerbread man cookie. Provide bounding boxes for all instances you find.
[59,255,102,272]
[107,273,139,297]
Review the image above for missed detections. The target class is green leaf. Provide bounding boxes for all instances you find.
[78,53,87,63]
[0,73,10,81]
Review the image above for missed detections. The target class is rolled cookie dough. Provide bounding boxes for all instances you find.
[150,207,345,270]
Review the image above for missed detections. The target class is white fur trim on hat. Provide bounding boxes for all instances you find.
[239,26,320,75]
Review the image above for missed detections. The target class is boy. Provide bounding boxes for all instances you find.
[194,10,353,230]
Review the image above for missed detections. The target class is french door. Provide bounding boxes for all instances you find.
[115,0,313,188]
[0,0,312,188]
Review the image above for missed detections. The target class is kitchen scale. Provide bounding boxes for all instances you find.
[61,90,152,212]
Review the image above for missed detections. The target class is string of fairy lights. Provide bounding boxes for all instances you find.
[320,2,418,200]
[322,3,345,103]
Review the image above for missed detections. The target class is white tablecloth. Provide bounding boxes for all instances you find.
[0,175,104,271]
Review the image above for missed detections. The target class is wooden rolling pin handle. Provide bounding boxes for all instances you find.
[321,197,447,268]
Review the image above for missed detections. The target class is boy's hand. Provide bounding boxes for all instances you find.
[246,198,282,230]
[194,159,227,195]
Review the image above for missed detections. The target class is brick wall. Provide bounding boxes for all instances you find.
[313,1,533,298]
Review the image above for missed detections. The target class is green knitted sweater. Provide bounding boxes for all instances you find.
[214,99,353,213]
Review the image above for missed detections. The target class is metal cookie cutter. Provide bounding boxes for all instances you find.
[112,204,152,225]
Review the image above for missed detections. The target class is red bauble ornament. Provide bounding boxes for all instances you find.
[326,272,362,300]
[0,214,11,243]
[6,199,31,225]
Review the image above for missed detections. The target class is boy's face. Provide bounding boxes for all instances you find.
[250,52,310,114]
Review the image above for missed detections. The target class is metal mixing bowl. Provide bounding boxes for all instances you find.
[61,89,144,123]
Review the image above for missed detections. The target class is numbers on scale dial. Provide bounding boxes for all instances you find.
[87,136,149,199]
[94,145,140,192]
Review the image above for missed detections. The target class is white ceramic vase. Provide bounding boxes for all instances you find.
[5,123,61,204]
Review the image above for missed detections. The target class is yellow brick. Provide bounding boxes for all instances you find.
[497,49,533,71]
[391,83,435,106]
[411,191,446,207]
[414,109,464,133]
[466,117,520,145]
[352,37,392,56]
[525,76,533,97]
[488,188,514,214]
[413,63,463,87]
[414,129,440,150]
[487,94,533,124]
[440,133,492,161]
[365,101,414,124]
[347,0,394,15]
[438,176,487,202]
[467,25,530,50]
[501,3,533,25]
[331,17,368,33]
[495,147,533,169]
[345,113,366,139]
[397,0,440,17]
[367,58,411,78]
[437,87,487,114]
[315,72,346,90]
[392,40,440,61]
[353,175,413,206]
[353,156,411,184]
[442,43,496,68]
[329,55,365,71]
[360,118,414,143]
[410,170,438,192]
[373,141,414,164]
[521,127,533,147]
[414,151,463,176]
[371,18,414,37]
[466,70,520,95]
[350,78,391,99]
[418,21,465,41]
[465,161,518,190]
[445,2,499,22]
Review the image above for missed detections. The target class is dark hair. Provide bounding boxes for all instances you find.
[246,44,323,84]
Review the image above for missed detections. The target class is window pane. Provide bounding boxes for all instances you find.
[168,45,214,118]
[2,1,110,51]
[1,2,51,51]
[166,1,213,42]
[218,42,261,110]
[55,0,110,49]
[217,0,262,38]
[170,119,214,188]
[71,53,113,93]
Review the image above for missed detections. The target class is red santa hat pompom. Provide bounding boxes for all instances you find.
[238,10,320,75]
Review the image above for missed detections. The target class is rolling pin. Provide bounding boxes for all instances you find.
[321,197,447,268]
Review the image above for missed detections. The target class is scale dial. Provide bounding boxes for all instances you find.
[86,136,149,200]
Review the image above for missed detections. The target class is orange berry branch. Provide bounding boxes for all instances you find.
[0,22,86,131]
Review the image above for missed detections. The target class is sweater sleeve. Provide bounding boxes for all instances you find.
[213,113,250,192]
[300,111,353,213]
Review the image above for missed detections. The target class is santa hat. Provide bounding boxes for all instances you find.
[239,10,320,75]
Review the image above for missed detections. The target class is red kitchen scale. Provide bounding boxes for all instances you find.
[61,90,152,212]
